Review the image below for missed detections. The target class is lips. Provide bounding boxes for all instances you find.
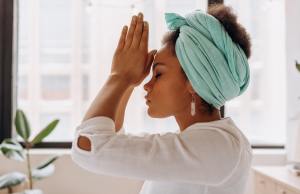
[144,95,150,101]
[145,95,151,105]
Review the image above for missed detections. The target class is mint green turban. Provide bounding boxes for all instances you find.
[164,10,250,109]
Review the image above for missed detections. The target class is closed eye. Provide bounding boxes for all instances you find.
[155,73,162,79]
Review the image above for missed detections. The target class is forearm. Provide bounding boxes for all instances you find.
[82,75,131,126]
[115,86,134,132]
[78,77,132,151]
[77,12,150,151]
[78,75,132,150]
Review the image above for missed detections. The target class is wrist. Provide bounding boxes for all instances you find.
[108,73,134,89]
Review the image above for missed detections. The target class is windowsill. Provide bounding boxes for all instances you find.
[26,147,287,156]
[252,148,286,155]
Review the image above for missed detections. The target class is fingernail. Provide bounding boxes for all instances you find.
[132,16,137,22]
[138,12,143,18]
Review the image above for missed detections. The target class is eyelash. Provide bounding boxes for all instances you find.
[155,73,162,79]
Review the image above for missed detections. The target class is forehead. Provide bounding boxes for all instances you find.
[155,43,173,60]
[152,44,174,69]
[151,44,182,74]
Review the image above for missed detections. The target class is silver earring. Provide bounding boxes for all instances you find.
[191,95,196,116]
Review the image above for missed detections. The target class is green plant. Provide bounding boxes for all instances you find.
[0,109,60,193]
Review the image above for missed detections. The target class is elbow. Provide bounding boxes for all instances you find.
[70,134,92,165]
[71,135,95,172]
[77,135,92,151]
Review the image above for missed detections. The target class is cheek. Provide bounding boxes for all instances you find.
[152,78,187,109]
[166,82,188,106]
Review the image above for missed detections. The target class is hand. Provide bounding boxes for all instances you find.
[110,12,157,87]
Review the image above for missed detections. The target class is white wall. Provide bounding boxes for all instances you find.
[0,149,286,194]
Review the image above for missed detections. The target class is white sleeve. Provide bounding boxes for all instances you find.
[71,116,242,186]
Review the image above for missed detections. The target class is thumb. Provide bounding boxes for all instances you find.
[145,49,157,74]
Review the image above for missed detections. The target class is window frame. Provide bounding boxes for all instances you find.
[0,0,284,149]
[0,0,14,144]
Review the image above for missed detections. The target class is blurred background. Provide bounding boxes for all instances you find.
[16,0,287,145]
[1,0,300,194]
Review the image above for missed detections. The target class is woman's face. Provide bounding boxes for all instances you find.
[143,43,192,118]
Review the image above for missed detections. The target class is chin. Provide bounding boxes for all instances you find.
[147,108,171,118]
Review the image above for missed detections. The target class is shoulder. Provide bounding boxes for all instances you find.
[180,117,251,156]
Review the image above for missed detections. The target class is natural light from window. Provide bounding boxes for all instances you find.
[17,0,286,146]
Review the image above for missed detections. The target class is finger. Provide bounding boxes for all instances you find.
[145,50,157,74]
[116,25,128,52]
[132,12,144,49]
[124,15,138,50]
[139,21,149,50]
[145,50,157,73]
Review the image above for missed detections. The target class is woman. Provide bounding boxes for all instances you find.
[71,4,253,194]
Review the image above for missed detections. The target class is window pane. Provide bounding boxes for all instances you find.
[17,0,287,145]
[41,75,70,100]
[82,74,89,101]
[224,0,286,145]
[17,76,28,100]
[39,0,72,66]
[17,0,285,144]
[39,113,71,142]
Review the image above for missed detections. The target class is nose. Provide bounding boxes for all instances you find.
[143,79,152,93]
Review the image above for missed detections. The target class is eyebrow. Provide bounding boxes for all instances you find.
[152,63,165,71]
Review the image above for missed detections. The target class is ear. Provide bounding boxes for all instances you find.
[185,80,196,94]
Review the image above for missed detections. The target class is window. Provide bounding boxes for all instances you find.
[0,0,285,148]
[0,0,13,141]
[224,0,286,146]
[15,0,208,144]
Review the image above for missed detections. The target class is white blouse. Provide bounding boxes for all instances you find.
[71,116,253,194]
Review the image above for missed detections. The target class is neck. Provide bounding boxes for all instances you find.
[174,108,221,132]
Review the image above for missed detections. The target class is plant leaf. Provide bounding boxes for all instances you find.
[31,155,59,180]
[14,109,31,141]
[30,119,59,146]
[296,60,300,73]
[0,139,25,161]
[0,172,26,189]
[32,164,55,180]
[36,155,59,170]
[0,139,23,151]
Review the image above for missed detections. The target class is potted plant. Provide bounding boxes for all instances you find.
[0,109,60,194]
